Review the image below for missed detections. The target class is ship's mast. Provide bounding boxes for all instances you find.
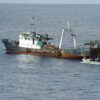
[59,29,65,49]
[68,20,77,49]
[71,32,77,49]
[30,17,36,33]
[59,20,77,49]
[59,21,70,49]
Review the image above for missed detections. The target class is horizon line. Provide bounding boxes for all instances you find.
[0,3,100,5]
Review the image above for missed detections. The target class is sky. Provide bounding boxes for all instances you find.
[0,0,100,4]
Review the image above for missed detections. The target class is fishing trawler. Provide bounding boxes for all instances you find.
[2,17,89,59]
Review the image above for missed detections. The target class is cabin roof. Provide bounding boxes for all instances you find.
[84,40,100,46]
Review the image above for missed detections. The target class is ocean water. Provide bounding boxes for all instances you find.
[0,4,100,100]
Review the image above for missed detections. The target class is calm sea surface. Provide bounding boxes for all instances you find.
[0,4,100,100]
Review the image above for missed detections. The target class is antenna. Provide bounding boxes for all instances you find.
[67,16,71,32]
[67,20,72,32]
[67,20,70,30]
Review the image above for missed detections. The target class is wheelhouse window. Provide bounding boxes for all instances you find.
[28,38,30,40]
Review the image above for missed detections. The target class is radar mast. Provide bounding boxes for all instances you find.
[30,17,36,33]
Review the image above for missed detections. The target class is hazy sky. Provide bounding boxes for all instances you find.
[0,0,100,4]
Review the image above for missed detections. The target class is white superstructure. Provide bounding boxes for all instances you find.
[19,32,41,49]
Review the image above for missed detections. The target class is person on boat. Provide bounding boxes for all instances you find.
[42,33,48,39]
[95,56,100,62]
